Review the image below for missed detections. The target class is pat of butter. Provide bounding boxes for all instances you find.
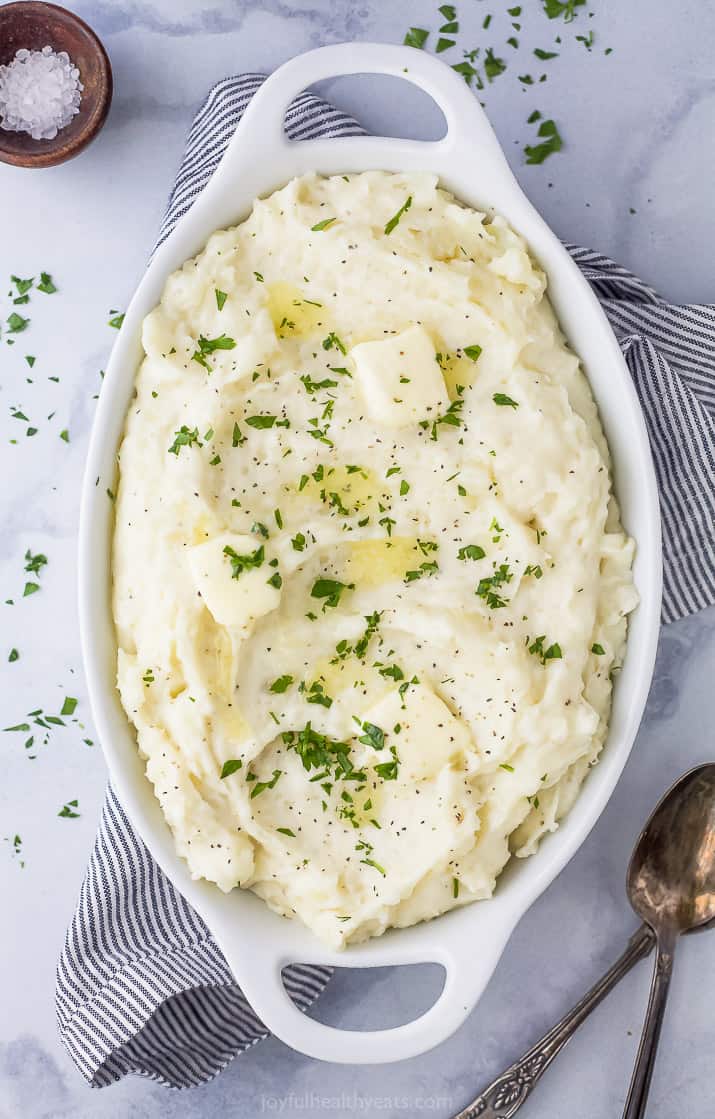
[350,325,449,427]
[187,533,281,632]
[362,682,472,781]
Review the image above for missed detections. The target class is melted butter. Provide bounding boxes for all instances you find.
[438,353,478,400]
[217,702,253,744]
[294,465,381,514]
[342,537,422,587]
[267,283,327,339]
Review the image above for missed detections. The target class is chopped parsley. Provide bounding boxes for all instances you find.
[168,426,201,455]
[321,332,347,355]
[192,333,236,370]
[311,578,353,609]
[493,393,519,409]
[523,564,543,579]
[528,635,563,665]
[8,649,19,662]
[591,643,606,656]
[223,543,264,578]
[476,563,513,609]
[311,217,337,231]
[463,344,482,361]
[215,289,228,310]
[248,768,283,799]
[245,414,277,429]
[276,827,296,837]
[220,759,243,778]
[291,532,306,552]
[108,312,125,329]
[270,675,294,694]
[60,697,77,716]
[458,544,486,561]
[384,195,412,235]
[266,572,283,589]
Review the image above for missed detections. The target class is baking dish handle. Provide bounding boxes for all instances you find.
[247,951,468,1064]
[224,41,512,171]
[224,923,506,1065]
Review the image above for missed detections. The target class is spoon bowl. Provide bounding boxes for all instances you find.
[627,763,715,933]
[622,763,715,1119]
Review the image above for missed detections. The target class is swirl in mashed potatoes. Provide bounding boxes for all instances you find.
[113,172,637,949]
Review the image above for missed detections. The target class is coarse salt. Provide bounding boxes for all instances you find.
[0,45,83,141]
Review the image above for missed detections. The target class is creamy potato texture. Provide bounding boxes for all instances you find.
[113,172,637,949]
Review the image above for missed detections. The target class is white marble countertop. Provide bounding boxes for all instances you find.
[1,0,713,1115]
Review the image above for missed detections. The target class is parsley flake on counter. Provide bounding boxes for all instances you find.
[8,649,19,662]
[534,48,559,60]
[58,799,80,819]
[220,759,243,779]
[108,312,125,329]
[24,550,47,576]
[524,119,563,164]
[404,26,429,49]
[384,195,412,235]
[168,426,202,454]
[60,696,77,716]
[60,429,69,442]
[542,0,585,19]
[7,312,29,333]
[484,48,506,82]
[37,272,57,294]
[436,37,456,53]
[493,392,519,408]
[11,276,33,295]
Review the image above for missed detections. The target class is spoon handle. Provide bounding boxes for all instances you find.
[621,927,677,1119]
[453,924,654,1119]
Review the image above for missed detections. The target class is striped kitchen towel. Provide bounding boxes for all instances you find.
[56,74,715,1090]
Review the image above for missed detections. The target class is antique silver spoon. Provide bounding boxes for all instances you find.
[454,764,715,1119]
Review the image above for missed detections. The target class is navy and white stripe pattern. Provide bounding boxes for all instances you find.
[57,75,714,1090]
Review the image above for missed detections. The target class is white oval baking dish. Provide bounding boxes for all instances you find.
[79,42,662,1065]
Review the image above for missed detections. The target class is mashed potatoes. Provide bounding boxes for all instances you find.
[113,172,637,949]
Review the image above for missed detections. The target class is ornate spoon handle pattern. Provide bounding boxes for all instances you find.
[454,924,654,1119]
